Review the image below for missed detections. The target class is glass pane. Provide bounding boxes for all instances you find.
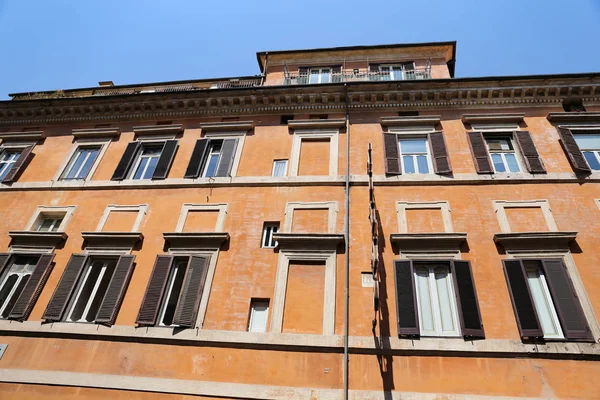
[583,152,600,170]
[574,134,600,150]
[0,275,18,313]
[400,139,427,154]
[204,154,220,177]
[415,268,434,334]
[391,67,403,80]
[320,72,331,84]
[487,139,512,151]
[417,155,429,174]
[162,261,187,326]
[38,219,55,232]
[505,153,520,172]
[133,157,149,180]
[0,164,10,180]
[65,150,87,179]
[309,71,320,84]
[77,148,99,179]
[2,275,30,318]
[249,301,269,332]
[273,160,287,177]
[143,156,159,179]
[70,265,102,321]
[526,268,561,337]
[403,156,415,174]
[84,263,115,322]
[491,153,506,172]
[434,268,456,333]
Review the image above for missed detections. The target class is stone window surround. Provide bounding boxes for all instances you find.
[283,201,338,233]
[470,123,528,175]
[25,205,77,232]
[289,129,339,177]
[596,199,600,210]
[396,200,454,234]
[493,200,557,233]
[174,203,228,233]
[52,137,112,182]
[270,249,337,335]
[95,204,149,232]
[201,131,247,178]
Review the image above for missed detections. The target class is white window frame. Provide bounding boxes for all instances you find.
[261,223,280,248]
[0,255,39,318]
[54,138,110,182]
[0,150,20,181]
[0,143,33,184]
[309,68,331,84]
[472,124,526,175]
[128,143,164,180]
[493,200,558,233]
[397,136,434,175]
[484,135,523,174]
[289,130,339,177]
[523,262,565,340]
[248,299,270,333]
[201,131,246,178]
[271,159,288,177]
[25,206,77,232]
[95,204,148,232]
[174,203,229,233]
[571,129,600,171]
[202,140,224,178]
[380,63,414,80]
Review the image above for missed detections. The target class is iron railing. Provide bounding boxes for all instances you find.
[283,68,431,85]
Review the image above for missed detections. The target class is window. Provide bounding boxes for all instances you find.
[309,68,331,84]
[272,160,288,177]
[248,299,269,332]
[398,138,432,174]
[378,63,415,81]
[0,150,20,181]
[112,140,178,181]
[0,255,39,318]
[37,217,63,232]
[157,257,189,327]
[65,257,117,323]
[574,133,600,170]
[184,137,240,179]
[485,136,521,173]
[413,263,461,337]
[61,146,100,180]
[523,260,564,339]
[131,145,163,180]
[203,141,223,178]
[262,223,279,248]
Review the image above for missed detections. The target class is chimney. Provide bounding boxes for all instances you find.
[98,81,114,87]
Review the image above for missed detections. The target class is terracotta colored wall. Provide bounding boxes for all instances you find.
[282,261,326,334]
[101,210,138,232]
[405,208,446,233]
[183,210,219,232]
[505,207,549,232]
[291,209,329,233]
[298,138,331,176]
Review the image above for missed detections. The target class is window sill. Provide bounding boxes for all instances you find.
[8,230,67,248]
[390,232,467,251]
[163,232,229,250]
[273,233,344,250]
[493,231,577,251]
[81,231,144,249]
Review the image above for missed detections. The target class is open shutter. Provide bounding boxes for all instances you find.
[383,133,401,175]
[184,139,210,179]
[557,127,591,173]
[173,255,210,328]
[428,131,452,174]
[2,145,34,184]
[136,255,174,326]
[450,260,484,339]
[467,132,493,173]
[502,260,543,339]
[152,140,178,180]
[514,131,546,173]
[111,142,140,181]
[42,254,87,322]
[95,255,136,326]
[541,259,593,341]
[8,254,55,321]
[394,260,420,337]
[215,139,238,177]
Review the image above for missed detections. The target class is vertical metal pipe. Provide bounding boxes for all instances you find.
[343,83,350,400]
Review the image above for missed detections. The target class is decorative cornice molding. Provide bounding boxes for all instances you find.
[163,232,230,250]
[199,121,254,132]
[288,118,346,129]
[72,127,121,139]
[0,130,44,141]
[462,113,525,124]
[8,231,67,248]
[133,124,183,136]
[81,231,144,249]
[493,231,577,251]
[381,115,441,126]
[547,112,600,123]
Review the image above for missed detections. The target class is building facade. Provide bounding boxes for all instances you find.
[0,41,599,399]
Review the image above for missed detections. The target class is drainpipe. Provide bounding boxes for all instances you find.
[343,83,350,400]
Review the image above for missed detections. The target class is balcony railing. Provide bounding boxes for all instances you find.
[283,68,431,85]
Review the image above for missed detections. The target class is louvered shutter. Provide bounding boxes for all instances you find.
[383,133,401,175]
[450,260,484,339]
[502,260,543,339]
[152,140,178,180]
[0,254,11,275]
[541,259,593,341]
[42,254,87,322]
[514,131,546,173]
[95,255,136,326]
[394,260,420,337]
[215,139,238,177]
[8,254,55,321]
[136,255,174,326]
[428,131,452,174]
[467,132,493,173]
[184,139,210,179]
[173,256,210,328]
[111,142,140,180]
[2,145,34,184]
[557,127,591,173]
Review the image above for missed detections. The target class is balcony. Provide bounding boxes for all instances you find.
[283,67,432,86]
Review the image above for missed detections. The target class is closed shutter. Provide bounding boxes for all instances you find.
[467,132,493,173]
[173,256,210,328]
[428,131,452,174]
[2,145,34,184]
[152,140,178,180]
[502,260,543,338]
[557,127,591,173]
[8,254,55,321]
[514,131,546,173]
[383,133,401,175]
[136,255,174,326]
[111,142,140,180]
[450,260,484,339]
[215,139,238,177]
[42,254,88,322]
[95,255,136,326]
[0,254,11,275]
[184,139,210,179]
[394,260,420,337]
[541,259,593,341]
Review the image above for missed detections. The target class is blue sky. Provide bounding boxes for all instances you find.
[0,0,599,100]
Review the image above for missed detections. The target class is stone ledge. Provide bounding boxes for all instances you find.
[462,113,525,124]
[81,231,143,248]
[493,231,577,251]
[71,127,121,139]
[199,121,255,132]
[163,232,229,250]
[133,124,183,136]
[381,115,441,126]
[547,112,600,123]
[390,232,467,248]
[273,233,345,249]
[8,231,67,248]
[288,119,346,130]
[0,131,44,142]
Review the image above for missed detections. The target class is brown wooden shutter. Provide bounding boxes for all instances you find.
[111,142,140,181]
[42,254,87,322]
[467,132,493,174]
[0,254,11,275]
[557,127,591,173]
[215,139,238,177]
[173,256,210,328]
[450,260,484,339]
[541,259,593,341]
[2,145,34,184]
[152,140,178,180]
[394,260,420,337]
[184,139,210,179]
[514,131,546,173]
[383,133,401,175]
[8,254,55,321]
[502,260,543,339]
[95,255,136,326]
[428,131,452,174]
[136,255,174,326]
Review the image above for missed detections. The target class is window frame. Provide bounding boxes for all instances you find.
[25,206,77,233]
[199,131,247,179]
[261,223,280,248]
[397,136,434,174]
[572,130,600,171]
[248,298,270,333]
[380,63,415,81]
[0,149,21,181]
[271,159,288,177]
[0,254,40,319]
[201,140,224,178]
[54,138,111,182]
[289,129,339,177]
[308,68,331,84]
[0,143,32,183]
[156,256,190,328]
[128,142,164,180]
[484,135,523,173]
